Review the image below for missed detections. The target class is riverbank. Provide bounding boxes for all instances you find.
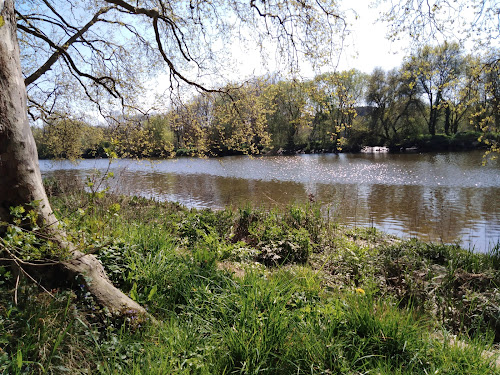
[38,131,497,159]
[1,185,500,373]
[269,131,497,155]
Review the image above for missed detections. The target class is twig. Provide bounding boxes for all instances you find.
[17,263,55,299]
[0,241,61,266]
[14,274,19,305]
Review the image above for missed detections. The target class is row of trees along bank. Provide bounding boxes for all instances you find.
[33,41,499,159]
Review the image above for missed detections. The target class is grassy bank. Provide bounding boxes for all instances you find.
[1,184,500,374]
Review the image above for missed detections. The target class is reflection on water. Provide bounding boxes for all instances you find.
[40,151,500,252]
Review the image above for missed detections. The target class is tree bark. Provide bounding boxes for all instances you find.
[0,0,146,317]
[444,104,451,136]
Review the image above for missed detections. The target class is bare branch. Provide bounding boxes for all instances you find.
[19,6,113,86]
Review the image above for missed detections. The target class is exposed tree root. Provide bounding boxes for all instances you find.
[1,243,148,319]
[62,250,147,317]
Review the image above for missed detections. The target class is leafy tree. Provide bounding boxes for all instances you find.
[265,80,312,151]
[34,117,104,159]
[309,70,362,151]
[168,93,215,155]
[483,51,500,131]
[211,81,272,155]
[405,42,465,135]
[472,51,500,155]
[440,55,482,135]
[110,115,174,157]
[383,0,499,152]
[366,67,422,142]
[143,115,175,157]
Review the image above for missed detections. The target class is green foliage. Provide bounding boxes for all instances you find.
[0,203,66,261]
[33,116,104,159]
[379,240,500,341]
[34,46,499,159]
[0,283,94,375]
[232,205,328,266]
[112,116,175,158]
[179,209,234,246]
[264,80,312,151]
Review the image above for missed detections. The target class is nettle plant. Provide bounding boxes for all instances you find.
[0,202,66,261]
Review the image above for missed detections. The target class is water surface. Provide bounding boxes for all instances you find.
[40,151,500,252]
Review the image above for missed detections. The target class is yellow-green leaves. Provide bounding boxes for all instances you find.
[0,16,5,28]
[34,117,104,160]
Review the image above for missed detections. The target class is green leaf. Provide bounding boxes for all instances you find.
[147,285,157,301]
[16,349,22,369]
[130,283,138,301]
[109,203,121,214]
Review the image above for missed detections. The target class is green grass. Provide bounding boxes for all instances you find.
[1,186,499,374]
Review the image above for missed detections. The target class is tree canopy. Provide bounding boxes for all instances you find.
[16,0,348,123]
[382,0,499,48]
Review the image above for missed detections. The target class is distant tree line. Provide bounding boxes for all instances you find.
[33,42,499,159]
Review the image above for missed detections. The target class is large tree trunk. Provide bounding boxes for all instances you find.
[0,0,146,317]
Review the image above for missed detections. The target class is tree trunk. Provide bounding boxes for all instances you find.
[0,0,146,317]
[444,104,451,136]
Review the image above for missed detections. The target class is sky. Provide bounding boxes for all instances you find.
[227,0,408,79]
[336,0,407,73]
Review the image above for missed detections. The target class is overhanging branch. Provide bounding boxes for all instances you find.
[19,6,113,86]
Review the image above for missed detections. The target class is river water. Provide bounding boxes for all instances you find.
[39,151,500,252]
